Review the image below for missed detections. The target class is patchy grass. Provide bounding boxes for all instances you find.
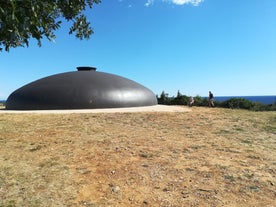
[0,107,275,207]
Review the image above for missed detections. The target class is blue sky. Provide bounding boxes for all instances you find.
[1,0,276,100]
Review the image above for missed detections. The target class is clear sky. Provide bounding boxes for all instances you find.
[1,0,276,100]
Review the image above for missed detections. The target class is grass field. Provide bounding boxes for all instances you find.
[0,107,275,207]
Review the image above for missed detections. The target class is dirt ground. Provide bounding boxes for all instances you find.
[0,106,275,207]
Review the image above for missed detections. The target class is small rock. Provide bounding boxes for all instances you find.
[111,186,120,193]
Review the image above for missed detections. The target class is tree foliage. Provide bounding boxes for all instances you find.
[0,0,101,51]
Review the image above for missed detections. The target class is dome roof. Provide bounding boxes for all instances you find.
[6,67,157,110]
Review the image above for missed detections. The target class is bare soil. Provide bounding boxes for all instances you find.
[0,106,275,207]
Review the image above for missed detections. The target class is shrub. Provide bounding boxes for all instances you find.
[219,98,253,109]
[194,96,208,106]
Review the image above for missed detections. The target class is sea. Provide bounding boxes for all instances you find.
[213,96,276,105]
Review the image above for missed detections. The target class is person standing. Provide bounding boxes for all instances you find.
[188,96,194,107]
[209,91,214,107]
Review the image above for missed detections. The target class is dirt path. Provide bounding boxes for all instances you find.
[0,107,275,206]
[0,105,190,114]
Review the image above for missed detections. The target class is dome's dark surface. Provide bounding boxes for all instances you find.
[6,67,157,110]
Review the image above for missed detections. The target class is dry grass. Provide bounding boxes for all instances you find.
[0,107,275,207]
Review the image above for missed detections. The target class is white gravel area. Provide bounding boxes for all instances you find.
[0,105,190,114]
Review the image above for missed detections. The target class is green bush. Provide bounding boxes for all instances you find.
[171,95,189,105]
[217,98,276,111]
[194,96,208,106]
[219,98,253,109]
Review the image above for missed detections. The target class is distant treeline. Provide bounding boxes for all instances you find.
[157,91,276,111]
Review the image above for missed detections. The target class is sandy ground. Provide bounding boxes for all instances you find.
[0,104,190,114]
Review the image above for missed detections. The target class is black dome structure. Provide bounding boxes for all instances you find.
[6,67,157,110]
